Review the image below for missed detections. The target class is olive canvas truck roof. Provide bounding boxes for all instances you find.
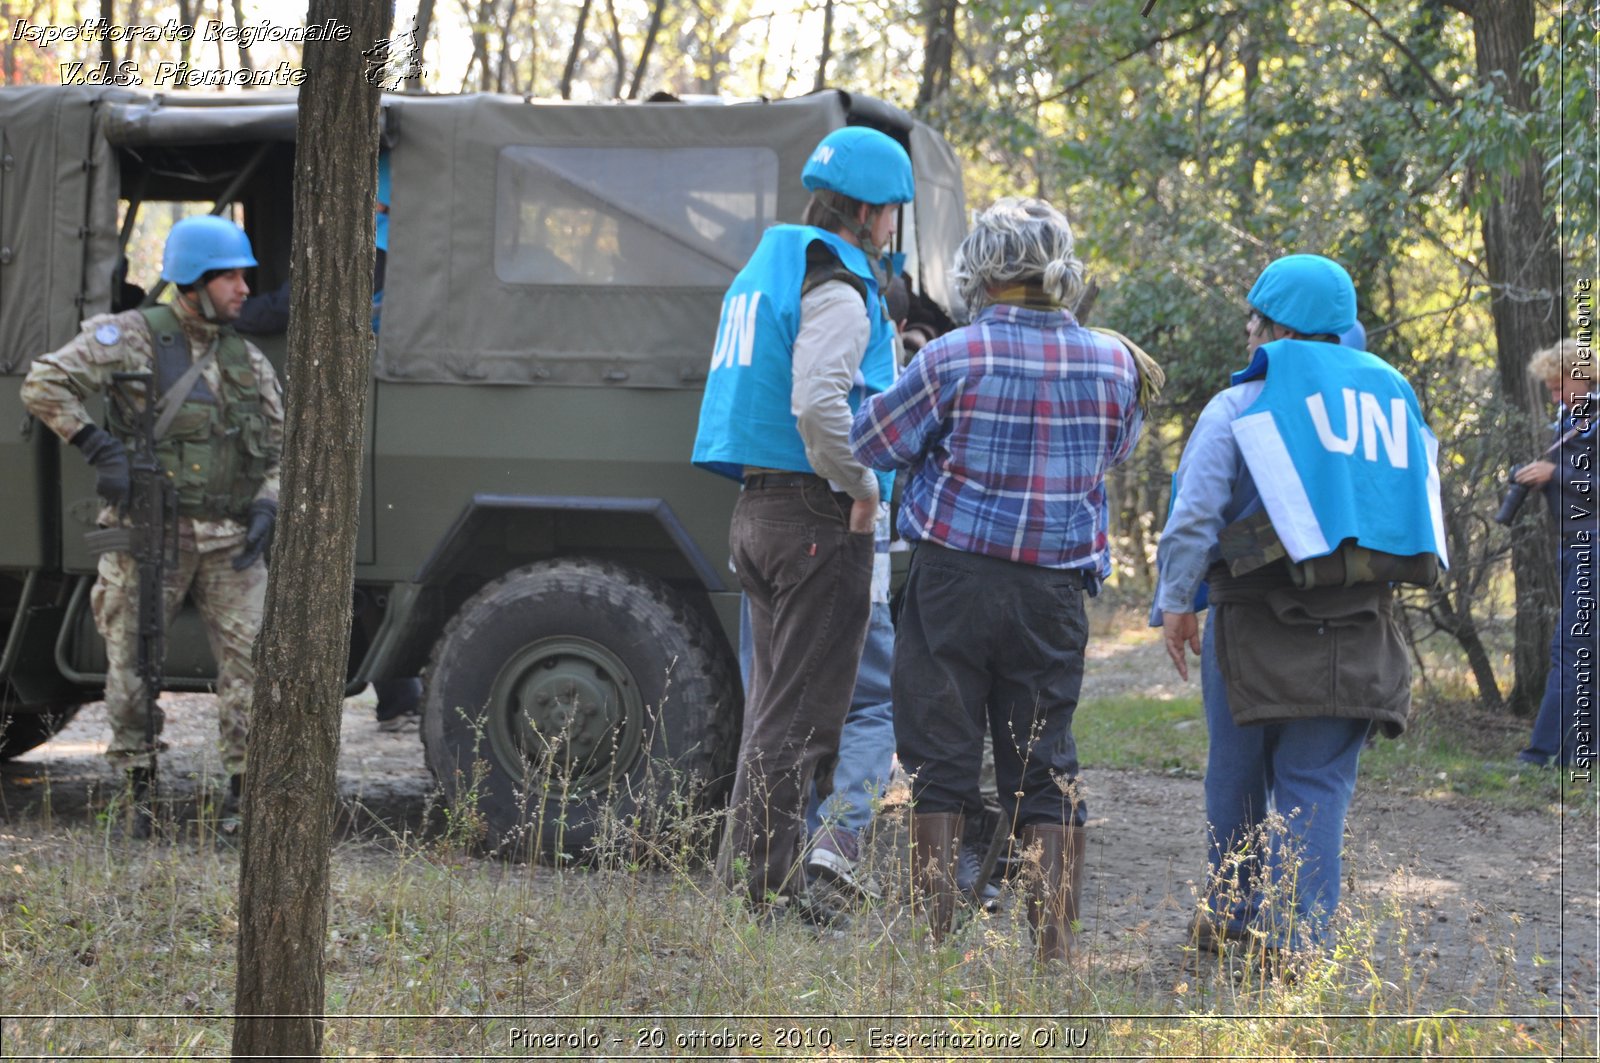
[0,85,967,852]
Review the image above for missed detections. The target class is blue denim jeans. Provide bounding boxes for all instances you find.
[1201,614,1369,947]
[1521,540,1595,768]
[740,597,896,842]
[807,602,895,838]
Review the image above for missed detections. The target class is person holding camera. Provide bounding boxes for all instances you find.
[1511,339,1595,769]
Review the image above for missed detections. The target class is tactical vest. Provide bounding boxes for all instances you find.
[692,225,896,499]
[106,305,274,519]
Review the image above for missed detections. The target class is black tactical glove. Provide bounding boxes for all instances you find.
[70,423,130,506]
[233,499,278,571]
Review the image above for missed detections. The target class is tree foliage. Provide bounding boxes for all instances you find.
[9,0,1588,709]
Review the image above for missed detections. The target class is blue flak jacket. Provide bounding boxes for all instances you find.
[1229,339,1448,567]
[692,225,896,499]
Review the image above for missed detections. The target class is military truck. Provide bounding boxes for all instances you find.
[0,85,967,852]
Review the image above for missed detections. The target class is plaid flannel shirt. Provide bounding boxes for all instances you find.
[850,303,1142,573]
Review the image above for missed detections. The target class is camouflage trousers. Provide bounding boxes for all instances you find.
[91,544,266,775]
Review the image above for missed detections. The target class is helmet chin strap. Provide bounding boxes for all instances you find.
[197,286,221,322]
[184,285,224,324]
[819,201,889,283]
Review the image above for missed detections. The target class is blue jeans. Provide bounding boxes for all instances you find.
[1201,614,1369,947]
[740,597,896,842]
[808,603,895,837]
[1521,540,1595,767]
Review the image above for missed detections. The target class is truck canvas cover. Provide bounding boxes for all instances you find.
[1,88,964,391]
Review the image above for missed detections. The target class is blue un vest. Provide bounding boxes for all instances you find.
[692,225,896,499]
[1229,339,1448,567]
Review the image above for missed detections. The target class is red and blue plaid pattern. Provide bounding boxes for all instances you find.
[850,304,1142,573]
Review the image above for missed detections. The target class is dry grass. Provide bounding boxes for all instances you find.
[1,796,1589,1060]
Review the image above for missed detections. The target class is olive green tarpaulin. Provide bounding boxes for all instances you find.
[0,87,966,389]
[379,91,940,390]
[0,86,125,374]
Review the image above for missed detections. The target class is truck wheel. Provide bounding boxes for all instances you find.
[421,558,738,858]
[0,703,83,760]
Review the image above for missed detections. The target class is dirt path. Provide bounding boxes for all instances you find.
[2,630,1595,1015]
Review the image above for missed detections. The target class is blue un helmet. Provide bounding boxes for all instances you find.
[161,215,257,286]
[801,126,914,205]
[1247,254,1358,337]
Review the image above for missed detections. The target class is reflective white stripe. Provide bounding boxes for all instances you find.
[1423,426,1450,569]
[1231,411,1332,561]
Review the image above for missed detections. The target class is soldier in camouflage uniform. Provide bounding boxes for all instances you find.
[20,216,283,820]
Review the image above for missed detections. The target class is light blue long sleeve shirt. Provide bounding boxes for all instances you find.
[1151,380,1267,621]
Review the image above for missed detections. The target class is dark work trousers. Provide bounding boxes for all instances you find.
[893,541,1091,829]
[717,478,874,904]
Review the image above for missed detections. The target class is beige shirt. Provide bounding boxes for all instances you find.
[790,280,877,502]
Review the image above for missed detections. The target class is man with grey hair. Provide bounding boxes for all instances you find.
[851,197,1143,961]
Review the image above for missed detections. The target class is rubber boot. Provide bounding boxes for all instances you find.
[1019,823,1086,964]
[126,766,155,840]
[909,811,963,942]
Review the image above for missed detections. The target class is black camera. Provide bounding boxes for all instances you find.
[1494,464,1531,526]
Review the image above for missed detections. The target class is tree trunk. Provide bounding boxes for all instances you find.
[230,0,253,73]
[603,0,626,98]
[405,0,436,91]
[813,0,834,92]
[176,0,193,65]
[560,0,594,99]
[123,0,143,66]
[495,0,520,93]
[230,1,389,1058]
[1446,0,1564,715]
[626,0,667,98]
[916,0,957,108]
[99,0,115,67]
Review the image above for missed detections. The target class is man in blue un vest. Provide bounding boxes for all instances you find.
[693,126,912,924]
[1154,254,1447,956]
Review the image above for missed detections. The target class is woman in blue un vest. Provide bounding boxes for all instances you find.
[1153,254,1448,957]
[692,126,911,924]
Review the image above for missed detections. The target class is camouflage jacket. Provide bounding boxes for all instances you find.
[20,298,284,548]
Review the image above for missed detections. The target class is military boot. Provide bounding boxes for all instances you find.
[909,811,963,942]
[1019,823,1086,964]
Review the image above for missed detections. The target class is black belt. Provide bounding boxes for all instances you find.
[742,472,828,490]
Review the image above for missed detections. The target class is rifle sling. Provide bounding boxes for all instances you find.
[151,337,219,441]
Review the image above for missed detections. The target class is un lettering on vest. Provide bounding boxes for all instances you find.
[709,292,762,372]
[1305,388,1409,469]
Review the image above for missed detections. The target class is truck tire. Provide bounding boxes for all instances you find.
[421,558,738,858]
[0,703,83,760]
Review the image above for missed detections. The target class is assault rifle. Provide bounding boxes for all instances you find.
[86,372,177,837]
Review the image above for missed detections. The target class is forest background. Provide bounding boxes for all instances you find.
[3,0,1595,716]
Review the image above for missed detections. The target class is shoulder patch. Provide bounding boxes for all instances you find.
[94,323,121,345]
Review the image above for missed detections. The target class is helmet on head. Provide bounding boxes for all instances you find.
[801,126,914,206]
[161,215,257,286]
[1247,254,1357,337]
